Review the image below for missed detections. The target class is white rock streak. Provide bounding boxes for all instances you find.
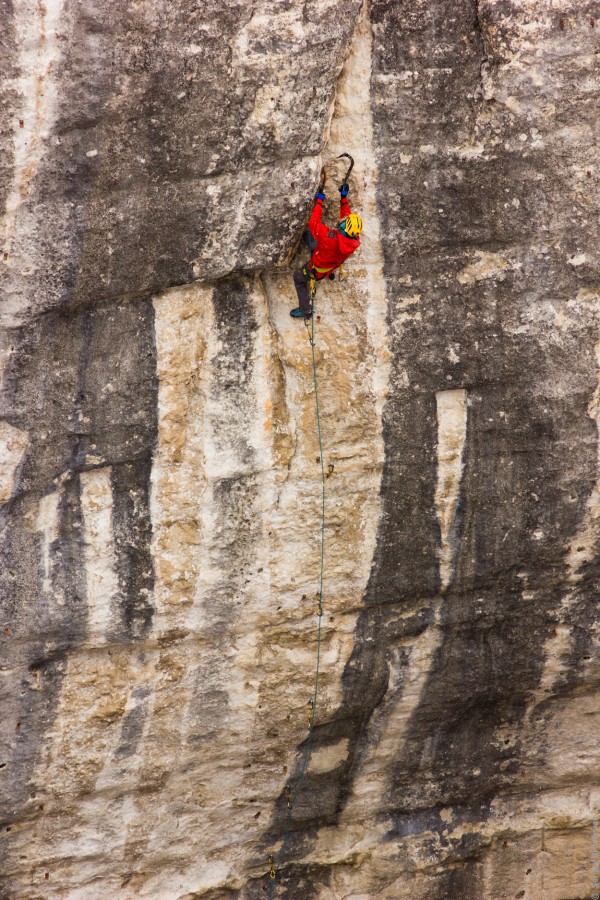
[80,468,118,642]
[150,282,211,630]
[329,0,391,481]
[435,388,468,591]
[145,283,271,894]
[2,0,65,257]
[35,488,61,595]
[0,420,28,505]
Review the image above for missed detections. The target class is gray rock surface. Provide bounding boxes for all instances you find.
[1,1,600,898]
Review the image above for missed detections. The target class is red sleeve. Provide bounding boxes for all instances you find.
[340,197,351,219]
[308,199,330,241]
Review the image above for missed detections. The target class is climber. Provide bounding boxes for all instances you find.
[290,182,363,319]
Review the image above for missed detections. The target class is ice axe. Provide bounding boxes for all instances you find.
[337,153,354,185]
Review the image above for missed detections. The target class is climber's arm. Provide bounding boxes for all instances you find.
[338,181,351,219]
[308,191,330,241]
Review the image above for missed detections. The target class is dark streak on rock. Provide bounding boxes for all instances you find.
[264,0,600,893]
[111,460,155,640]
[0,0,17,220]
[0,296,158,888]
[115,702,146,760]
[187,278,262,750]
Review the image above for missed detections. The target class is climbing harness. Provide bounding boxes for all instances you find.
[267,287,327,897]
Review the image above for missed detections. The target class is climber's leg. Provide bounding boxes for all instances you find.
[291,266,313,318]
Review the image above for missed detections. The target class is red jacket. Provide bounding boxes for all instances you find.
[307,196,360,278]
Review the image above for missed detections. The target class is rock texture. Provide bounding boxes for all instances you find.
[1,1,600,898]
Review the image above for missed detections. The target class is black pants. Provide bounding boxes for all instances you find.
[293,266,315,314]
[293,231,319,314]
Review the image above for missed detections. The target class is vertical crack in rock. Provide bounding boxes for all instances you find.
[257,3,392,892]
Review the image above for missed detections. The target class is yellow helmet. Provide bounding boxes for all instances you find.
[344,213,363,238]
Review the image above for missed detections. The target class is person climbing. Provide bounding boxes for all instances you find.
[290,181,363,319]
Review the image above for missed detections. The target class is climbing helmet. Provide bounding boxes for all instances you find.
[344,213,363,238]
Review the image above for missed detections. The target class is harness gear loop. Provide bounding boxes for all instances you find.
[303,264,317,302]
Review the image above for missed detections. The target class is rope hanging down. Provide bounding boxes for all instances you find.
[268,288,327,896]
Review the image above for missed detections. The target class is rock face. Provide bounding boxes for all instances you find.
[1,1,600,898]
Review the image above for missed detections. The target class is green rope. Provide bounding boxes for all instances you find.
[268,291,326,896]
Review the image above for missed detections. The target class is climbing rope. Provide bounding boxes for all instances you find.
[268,289,326,896]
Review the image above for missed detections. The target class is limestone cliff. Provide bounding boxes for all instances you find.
[1,1,600,898]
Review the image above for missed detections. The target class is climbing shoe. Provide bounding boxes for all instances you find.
[290,307,312,319]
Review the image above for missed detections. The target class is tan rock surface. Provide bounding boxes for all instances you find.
[1,1,600,898]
